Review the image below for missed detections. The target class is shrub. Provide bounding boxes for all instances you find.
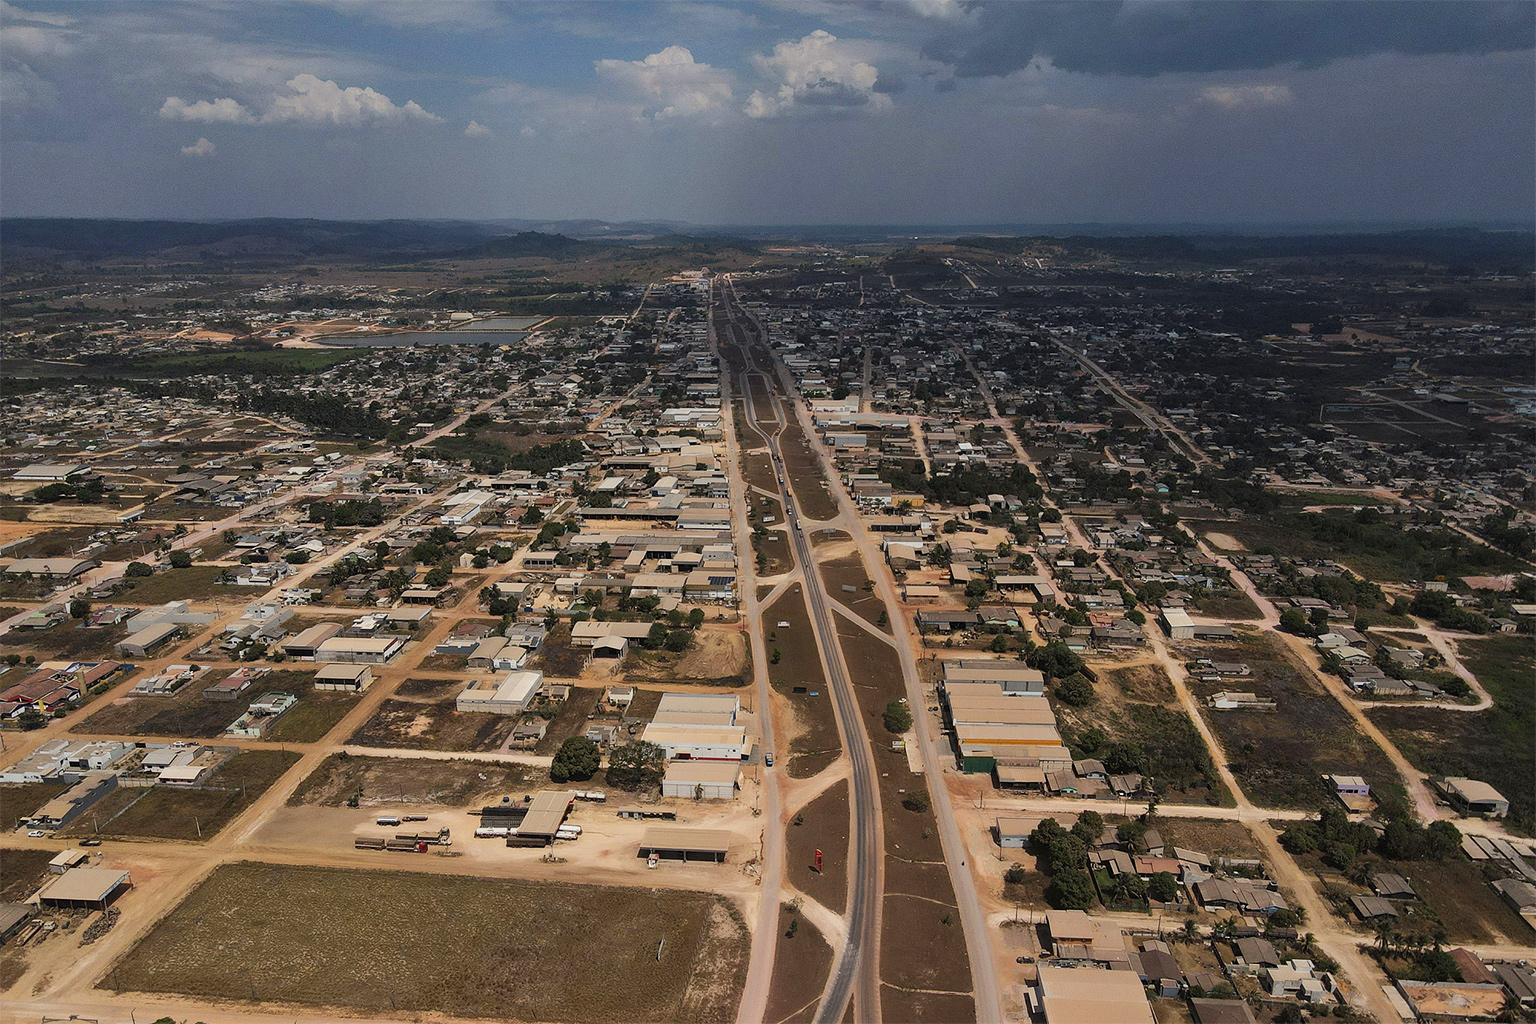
[883,700,914,733]
[168,550,193,569]
[902,790,931,813]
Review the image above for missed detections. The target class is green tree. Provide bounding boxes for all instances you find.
[550,736,601,782]
[1045,867,1095,910]
[1071,810,1104,846]
[883,700,914,733]
[125,561,154,578]
[68,598,91,619]
[663,630,692,652]
[1279,608,1312,636]
[902,789,931,813]
[168,550,192,569]
[606,741,666,790]
[687,608,705,628]
[1148,871,1180,903]
[1055,673,1095,707]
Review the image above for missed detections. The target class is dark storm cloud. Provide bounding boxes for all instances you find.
[925,0,1535,78]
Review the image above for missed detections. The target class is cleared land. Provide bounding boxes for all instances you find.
[74,669,318,739]
[786,779,850,913]
[349,678,519,752]
[1180,631,1399,810]
[112,565,232,604]
[765,904,834,1024]
[58,750,299,841]
[819,552,889,632]
[0,782,68,831]
[113,862,750,1023]
[288,754,536,808]
[764,585,840,779]
[1372,633,1535,834]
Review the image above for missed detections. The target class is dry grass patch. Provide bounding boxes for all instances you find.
[112,862,749,1023]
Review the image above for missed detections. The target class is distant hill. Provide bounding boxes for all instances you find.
[2,218,499,260]
[950,228,1535,272]
[471,231,587,259]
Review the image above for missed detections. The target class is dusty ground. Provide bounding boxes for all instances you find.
[765,904,834,1024]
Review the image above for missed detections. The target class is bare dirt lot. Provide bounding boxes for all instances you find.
[765,903,833,1024]
[819,552,890,632]
[288,754,537,808]
[349,679,519,752]
[786,779,850,913]
[627,628,751,688]
[113,861,750,1023]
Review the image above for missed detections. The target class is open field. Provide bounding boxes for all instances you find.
[819,552,889,631]
[289,754,537,807]
[1057,661,1232,806]
[0,621,128,661]
[1149,818,1263,861]
[626,629,752,688]
[1188,589,1264,621]
[58,750,299,841]
[1179,631,1399,810]
[349,679,520,752]
[764,585,840,779]
[1372,634,1535,834]
[880,987,976,1024]
[112,565,232,604]
[779,418,840,521]
[0,847,54,902]
[786,779,850,913]
[532,685,603,755]
[0,782,69,831]
[113,862,750,1022]
[74,669,318,739]
[881,871,974,1016]
[266,693,356,743]
[765,904,833,1024]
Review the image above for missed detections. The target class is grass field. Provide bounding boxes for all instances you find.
[1181,631,1399,810]
[113,862,750,1022]
[765,904,833,1024]
[764,585,840,778]
[0,847,54,902]
[1056,662,1232,806]
[786,779,850,913]
[75,669,317,739]
[265,693,355,743]
[59,750,299,841]
[819,553,889,631]
[1372,633,1535,834]
[113,565,231,605]
[0,621,127,661]
[0,782,69,831]
[288,754,536,808]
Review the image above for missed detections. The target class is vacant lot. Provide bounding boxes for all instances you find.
[75,669,318,739]
[880,987,975,1024]
[765,904,834,1024]
[1374,633,1535,835]
[627,629,751,688]
[349,679,519,753]
[1055,662,1231,806]
[1150,818,1263,861]
[765,586,840,779]
[787,780,850,913]
[533,686,603,755]
[1181,632,1398,810]
[59,750,299,841]
[0,621,127,661]
[0,847,54,902]
[819,553,889,632]
[266,693,356,744]
[0,782,68,831]
[113,565,231,604]
[881,872,973,1010]
[114,862,749,1022]
[780,419,840,521]
[289,754,536,808]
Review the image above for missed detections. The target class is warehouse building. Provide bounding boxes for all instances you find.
[639,826,733,863]
[314,663,373,692]
[1034,964,1154,1024]
[457,670,543,714]
[36,867,131,911]
[641,724,748,761]
[662,761,742,800]
[1159,608,1196,640]
[2,556,99,581]
[115,622,184,659]
[280,622,342,659]
[314,634,408,665]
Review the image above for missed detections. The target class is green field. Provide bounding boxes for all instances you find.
[113,862,750,1022]
[1372,633,1535,834]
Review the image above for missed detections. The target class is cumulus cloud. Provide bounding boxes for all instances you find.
[1200,84,1293,109]
[180,136,216,157]
[594,45,733,120]
[264,73,438,124]
[160,74,438,128]
[745,30,893,118]
[160,96,252,123]
[464,119,493,138]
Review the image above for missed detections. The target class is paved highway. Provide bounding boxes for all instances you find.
[715,280,884,1024]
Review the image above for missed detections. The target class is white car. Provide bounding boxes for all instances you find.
[27,830,46,838]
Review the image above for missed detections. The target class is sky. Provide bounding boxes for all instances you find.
[2,0,1533,226]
